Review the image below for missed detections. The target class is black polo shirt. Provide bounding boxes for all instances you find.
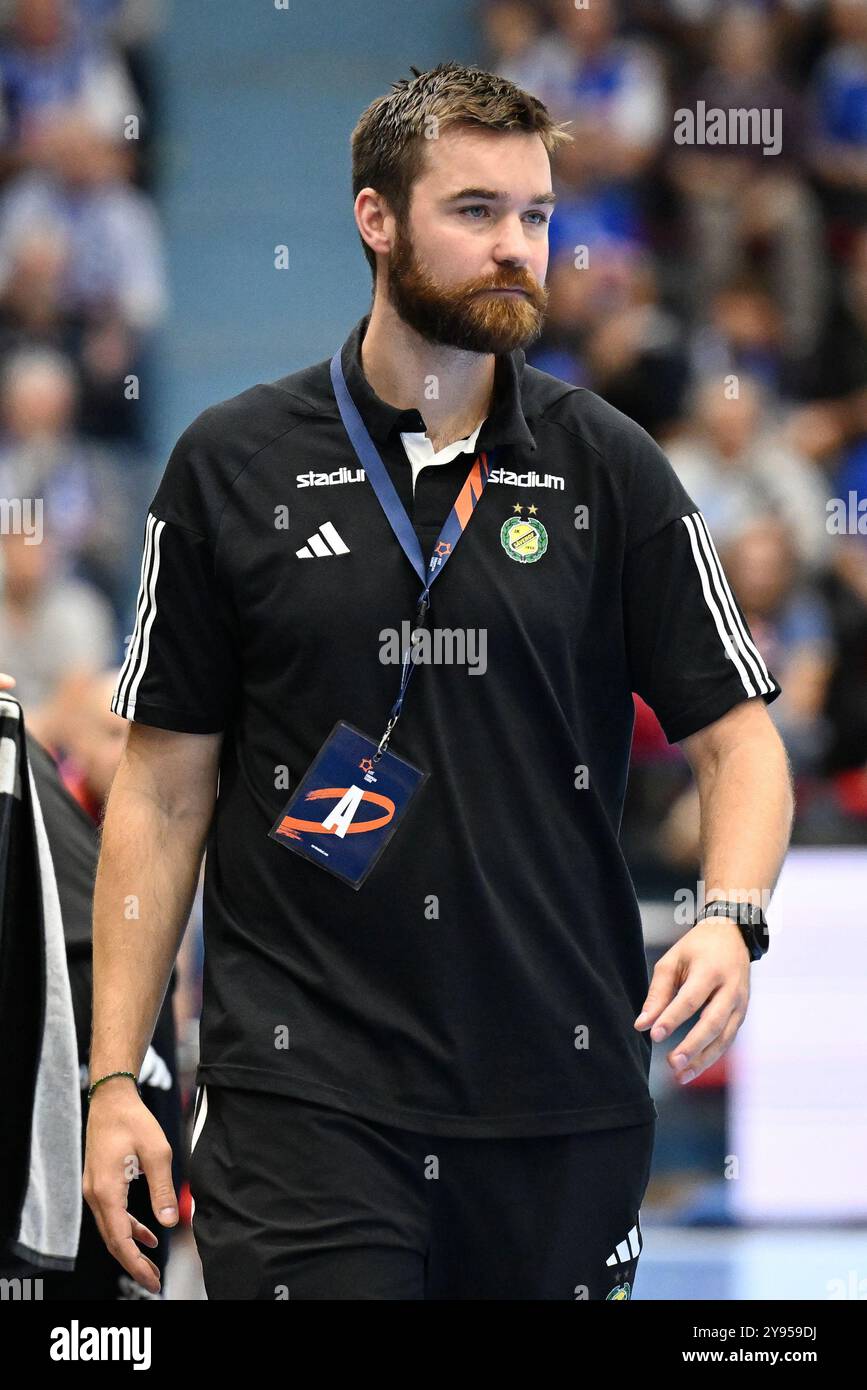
[110,313,781,1138]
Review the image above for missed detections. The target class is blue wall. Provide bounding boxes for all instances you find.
[153,1,484,451]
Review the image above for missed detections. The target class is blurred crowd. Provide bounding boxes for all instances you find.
[0,1,205,1066]
[483,0,867,874]
[0,0,164,745]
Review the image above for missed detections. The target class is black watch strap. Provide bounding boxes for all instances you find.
[695,899,769,961]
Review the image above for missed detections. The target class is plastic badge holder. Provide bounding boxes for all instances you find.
[269,720,429,889]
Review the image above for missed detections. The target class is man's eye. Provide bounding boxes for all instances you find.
[458,207,550,225]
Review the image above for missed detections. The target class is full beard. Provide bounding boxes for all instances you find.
[385,219,549,355]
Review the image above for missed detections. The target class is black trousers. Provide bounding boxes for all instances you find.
[189,1084,655,1301]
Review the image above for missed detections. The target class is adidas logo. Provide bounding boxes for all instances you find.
[606,1221,642,1267]
[296,521,350,558]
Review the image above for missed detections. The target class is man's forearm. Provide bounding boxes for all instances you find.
[694,730,795,909]
[89,776,211,1082]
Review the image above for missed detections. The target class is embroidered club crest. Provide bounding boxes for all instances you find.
[605,1282,631,1300]
[500,503,548,563]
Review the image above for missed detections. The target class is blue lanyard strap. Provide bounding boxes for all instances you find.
[329,350,496,755]
[374,585,431,758]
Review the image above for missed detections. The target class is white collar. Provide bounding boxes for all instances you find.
[398,418,486,497]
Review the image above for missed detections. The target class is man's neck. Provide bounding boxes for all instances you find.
[360,297,496,454]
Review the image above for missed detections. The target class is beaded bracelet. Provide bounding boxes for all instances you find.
[87,1070,139,1102]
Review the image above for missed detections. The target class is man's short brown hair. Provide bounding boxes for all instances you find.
[350,60,572,286]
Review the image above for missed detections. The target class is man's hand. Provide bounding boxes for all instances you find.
[633,919,751,1084]
[83,1083,179,1295]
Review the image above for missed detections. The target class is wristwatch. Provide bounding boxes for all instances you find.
[694,899,769,962]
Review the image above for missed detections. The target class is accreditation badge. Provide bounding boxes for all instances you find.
[269,720,429,888]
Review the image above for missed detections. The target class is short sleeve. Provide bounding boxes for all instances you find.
[110,508,239,734]
[623,507,782,744]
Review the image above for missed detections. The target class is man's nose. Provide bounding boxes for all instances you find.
[491,216,532,266]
